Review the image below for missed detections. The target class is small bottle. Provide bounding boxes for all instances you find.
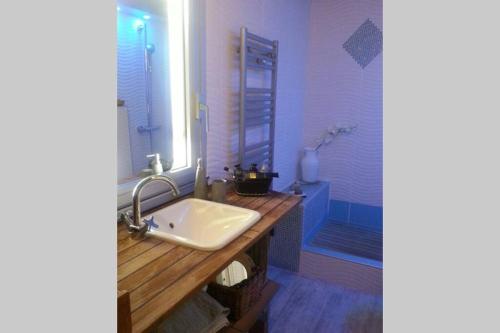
[147,154,164,175]
[194,158,208,199]
[212,179,227,203]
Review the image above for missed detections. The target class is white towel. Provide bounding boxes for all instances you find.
[155,291,230,333]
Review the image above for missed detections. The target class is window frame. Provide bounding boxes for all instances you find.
[117,0,206,213]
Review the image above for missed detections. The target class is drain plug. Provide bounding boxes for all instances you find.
[169,223,174,229]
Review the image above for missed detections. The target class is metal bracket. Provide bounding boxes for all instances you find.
[195,94,209,133]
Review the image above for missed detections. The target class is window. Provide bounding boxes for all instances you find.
[117,0,204,210]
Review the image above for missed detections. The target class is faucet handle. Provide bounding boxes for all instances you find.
[121,210,148,235]
[143,216,159,231]
[120,211,136,233]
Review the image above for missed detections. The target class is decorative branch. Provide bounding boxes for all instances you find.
[313,124,357,151]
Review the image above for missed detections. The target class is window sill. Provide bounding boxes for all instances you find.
[117,167,195,211]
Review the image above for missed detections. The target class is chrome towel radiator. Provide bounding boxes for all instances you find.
[238,27,279,170]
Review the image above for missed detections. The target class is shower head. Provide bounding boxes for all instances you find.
[146,43,156,54]
[134,19,145,31]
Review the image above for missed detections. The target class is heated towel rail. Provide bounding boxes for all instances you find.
[238,27,279,170]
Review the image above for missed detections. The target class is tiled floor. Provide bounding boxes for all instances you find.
[309,220,383,262]
[267,266,382,333]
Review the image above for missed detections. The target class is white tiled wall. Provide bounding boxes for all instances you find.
[204,0,382,206]
[205,0,311,190]
[304,0,383,207]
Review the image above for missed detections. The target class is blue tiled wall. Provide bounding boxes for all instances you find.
[329,200,350,221]
[329,200,383,231]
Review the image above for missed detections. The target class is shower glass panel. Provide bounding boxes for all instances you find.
[117,0,187,184]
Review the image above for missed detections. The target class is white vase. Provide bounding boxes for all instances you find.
[301,148,319,183]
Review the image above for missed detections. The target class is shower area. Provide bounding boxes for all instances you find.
[266,0,383,293]
[300,2,383,272]
[301,182,382,267]
[117,1,172,183]
[269,179,382,293]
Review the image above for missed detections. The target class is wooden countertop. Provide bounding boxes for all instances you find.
[117,191,302,333]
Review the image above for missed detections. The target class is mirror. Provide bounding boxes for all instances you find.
[117,0,188,184]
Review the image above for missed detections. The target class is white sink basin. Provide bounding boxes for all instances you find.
[143,198,261,251]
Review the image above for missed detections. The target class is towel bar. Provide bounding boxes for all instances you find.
[239,27,279,171]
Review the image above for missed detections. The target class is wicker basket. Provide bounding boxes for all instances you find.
[207,266,266,321]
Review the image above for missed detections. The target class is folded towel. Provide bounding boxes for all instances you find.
[156,291,230,333]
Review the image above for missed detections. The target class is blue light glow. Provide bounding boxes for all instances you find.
[143,15,151,20]
[117,6,121,11]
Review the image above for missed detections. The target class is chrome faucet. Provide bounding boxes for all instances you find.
[121,175,180,233]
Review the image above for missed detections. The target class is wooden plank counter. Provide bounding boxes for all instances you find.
[117,191,302,333]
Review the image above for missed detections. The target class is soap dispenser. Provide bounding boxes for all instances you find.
[147,153,164,175]
[194,158,208,199]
